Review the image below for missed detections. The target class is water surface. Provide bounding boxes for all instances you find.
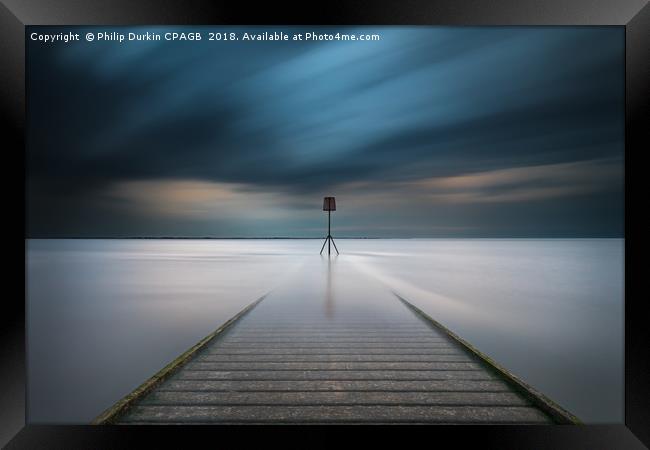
[26,238,623,423]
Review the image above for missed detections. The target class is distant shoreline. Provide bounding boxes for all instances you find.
[24,236,624,240]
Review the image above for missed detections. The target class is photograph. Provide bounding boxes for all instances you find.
[1,0,647,444]
[24,25,625,426]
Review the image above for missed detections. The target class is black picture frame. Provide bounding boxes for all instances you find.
[2,0,647,448]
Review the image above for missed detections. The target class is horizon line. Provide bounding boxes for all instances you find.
[25,236,624,240]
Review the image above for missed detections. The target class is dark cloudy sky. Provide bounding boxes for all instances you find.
[27,26,624,238]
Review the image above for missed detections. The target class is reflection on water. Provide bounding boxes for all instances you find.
[26,238,623,423]
[324,256,335,318]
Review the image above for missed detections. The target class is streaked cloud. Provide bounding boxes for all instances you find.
[105,179,308,221]
[27,26,624,237]
[411,159,623,204]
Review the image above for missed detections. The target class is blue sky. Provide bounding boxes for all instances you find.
[27,26,624,237]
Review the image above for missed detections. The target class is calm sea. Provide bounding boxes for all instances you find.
[26,238,623,423]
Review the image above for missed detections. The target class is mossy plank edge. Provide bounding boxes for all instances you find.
[91,293,269,425]
[393,292,582,425]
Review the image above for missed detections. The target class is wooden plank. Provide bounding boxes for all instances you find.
[205,348,462,355]
[121,405,551,423]
[234,327,434,331]
[196,354,473,363]
[227,329,436,339]
[189,361,476,369]
[232,330,436,334]
[229,329,441,334]
[176,370,492,381]
[140,390,531,406]
[224,338,449,343]
[158,379,511,392]
[215,343,456,349]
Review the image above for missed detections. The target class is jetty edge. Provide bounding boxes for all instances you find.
[91,284,580,425]
[393,292,581,425]
[91,293,269,425]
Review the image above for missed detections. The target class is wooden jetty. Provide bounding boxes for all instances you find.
[93,258,579,425]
